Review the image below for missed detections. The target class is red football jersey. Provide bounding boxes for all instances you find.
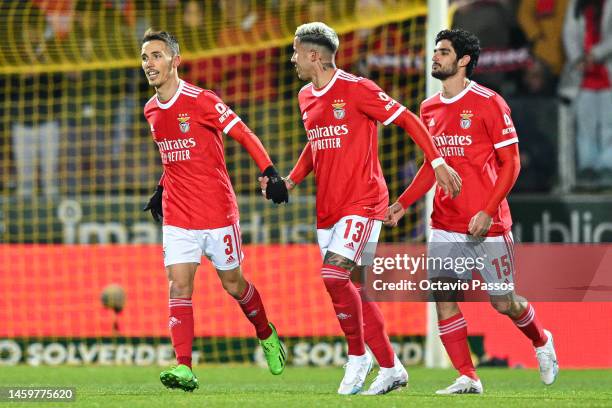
[298,69,407,228]
[420,81,518,235]
[144,80,243,230]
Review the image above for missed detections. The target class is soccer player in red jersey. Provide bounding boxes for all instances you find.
[140,29,287,391]
[386,29,559,394]
[260,22,461,395]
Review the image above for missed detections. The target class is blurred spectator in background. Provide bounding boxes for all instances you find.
[182,0,205,50]
[517,0,569,83]
[560,0,612,178]
[10,6,62,197]
[217,0,282,47]
[69,1,104,62]
[520,58,557,95]
[451,0,520,92]
[32,0,74,42]
[183,0,280,106]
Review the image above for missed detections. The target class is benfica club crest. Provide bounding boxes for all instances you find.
[332,99,346,120]
[459,111,473,129]
[177,113,190,133]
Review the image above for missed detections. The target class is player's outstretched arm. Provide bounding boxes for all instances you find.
[468,143,520,237]
[259,142,313,200]
[226,121,288,204]
[287,142,313,188]
[393,110,462,198]
[385,161,436,227]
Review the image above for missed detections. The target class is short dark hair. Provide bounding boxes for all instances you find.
[435,29,480,78]
[142,29,180,56]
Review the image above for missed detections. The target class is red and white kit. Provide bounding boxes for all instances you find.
[144,80,271,268]
[417,81,518,236]
[289,69,442,261]
[405,81,519,292]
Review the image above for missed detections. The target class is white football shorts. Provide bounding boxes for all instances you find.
[317,215,382,265]
[162,223,244,270]
[427,228,516,296]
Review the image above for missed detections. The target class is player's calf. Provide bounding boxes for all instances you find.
[489,293,525,318]
[219,272,246,299]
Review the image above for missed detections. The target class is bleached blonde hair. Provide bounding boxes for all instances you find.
[295,22,339,54]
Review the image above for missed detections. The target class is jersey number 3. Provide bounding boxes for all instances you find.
[223,234,233,255]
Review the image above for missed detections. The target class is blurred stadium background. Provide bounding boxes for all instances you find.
[0,0,611,379]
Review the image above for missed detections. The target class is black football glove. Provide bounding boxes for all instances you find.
[143,185,163,222]
[262,166,289,204]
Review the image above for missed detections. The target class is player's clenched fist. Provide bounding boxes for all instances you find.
[143,185,163,222]
[434,163,462,198]
[260,166,289,204]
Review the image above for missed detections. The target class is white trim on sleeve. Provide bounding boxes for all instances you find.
[382,105,406,126]
[223,117,241,134]
[494,137,518,149]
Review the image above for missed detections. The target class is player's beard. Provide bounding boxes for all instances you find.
[431,61,458,80]
[295,64,311,81]
[149,61,173,87]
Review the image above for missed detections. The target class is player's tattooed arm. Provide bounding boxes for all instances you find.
[324,251,357,272]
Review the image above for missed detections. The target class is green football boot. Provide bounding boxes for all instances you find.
[259,322,286,375]
[160,364,199,392]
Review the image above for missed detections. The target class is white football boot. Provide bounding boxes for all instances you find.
[435,375,483,395]
[536,329,559,385]
[362,354,408,395]
[337,351,373,395]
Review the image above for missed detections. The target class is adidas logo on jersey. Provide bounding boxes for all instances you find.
[226,255,236,264]
[248,309,259,317]
[428,118,435,127]
[337,313,352,320]
[302,111,308,120]
[344,242,355,250]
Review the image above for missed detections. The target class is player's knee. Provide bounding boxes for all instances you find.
[491,299,513,316]
[169,280,193,298]
[221,276,245,298]
[436,301,460,320]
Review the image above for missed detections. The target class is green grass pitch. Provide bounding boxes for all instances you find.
[1,365,611,407]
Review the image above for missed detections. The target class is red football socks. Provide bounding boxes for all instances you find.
[237,281,273,340]
[169,297,194,369]
[354,282,395,368]
[321,264,365,356]
[512,303,548,348]
[439,312,477,380]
